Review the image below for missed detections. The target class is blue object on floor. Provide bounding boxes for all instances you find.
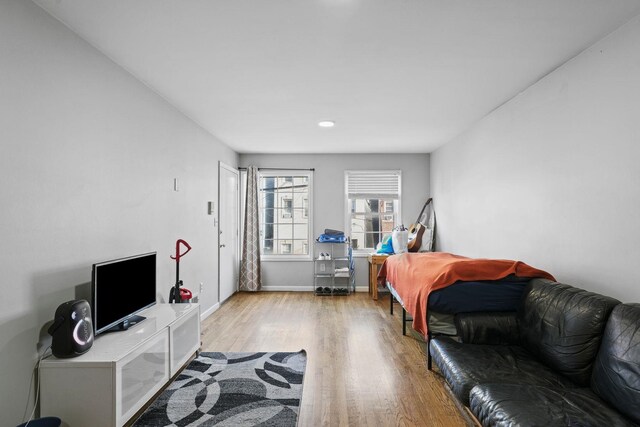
[16,417,61,427]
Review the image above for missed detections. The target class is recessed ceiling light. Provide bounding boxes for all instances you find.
[318,120,335,128]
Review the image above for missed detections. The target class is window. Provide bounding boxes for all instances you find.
[345,170,401,253]
[254,171,313,260]
[282,198,293,218]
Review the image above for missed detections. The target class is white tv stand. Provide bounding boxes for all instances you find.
[40,303,200,427]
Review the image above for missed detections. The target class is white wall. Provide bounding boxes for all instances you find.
[431,14,640,303]
[0,1,237,423]
[239,153,430,290]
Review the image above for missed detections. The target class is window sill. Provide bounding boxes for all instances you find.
[352,251,378,258]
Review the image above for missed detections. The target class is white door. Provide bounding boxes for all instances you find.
[218,162,239,303]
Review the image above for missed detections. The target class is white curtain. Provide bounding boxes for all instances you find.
[239,165,261,291]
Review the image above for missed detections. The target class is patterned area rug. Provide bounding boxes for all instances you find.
[133,351,307,427]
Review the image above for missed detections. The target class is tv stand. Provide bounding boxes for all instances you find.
[40,303,200,427]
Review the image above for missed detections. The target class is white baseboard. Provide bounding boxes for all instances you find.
[260,285,370,292]
[200,302,220,321]
[260,286,311,292]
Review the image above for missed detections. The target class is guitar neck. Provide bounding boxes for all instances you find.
[414,198,432,223]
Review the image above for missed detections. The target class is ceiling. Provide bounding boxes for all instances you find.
[34,0,640,154]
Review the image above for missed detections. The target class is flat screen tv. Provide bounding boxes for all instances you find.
[91,252,157,335]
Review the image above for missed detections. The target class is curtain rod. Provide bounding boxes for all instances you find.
[238,167,315,171]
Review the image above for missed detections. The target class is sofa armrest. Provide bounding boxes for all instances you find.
[455,312,519,345]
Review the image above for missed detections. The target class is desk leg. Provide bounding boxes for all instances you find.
[372,263,379,301]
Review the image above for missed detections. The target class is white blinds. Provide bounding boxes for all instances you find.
[345,170,401,199]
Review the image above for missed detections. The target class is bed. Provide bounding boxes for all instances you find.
[378,252,555,368]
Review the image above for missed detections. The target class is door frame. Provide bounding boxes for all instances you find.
[218,161,240,303]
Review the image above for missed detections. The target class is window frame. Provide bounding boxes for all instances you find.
[344,170,402,257]
[252,169,313,262]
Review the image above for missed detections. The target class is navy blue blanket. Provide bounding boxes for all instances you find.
[428,276,530,314]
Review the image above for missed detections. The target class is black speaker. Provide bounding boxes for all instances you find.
[48,300,94,358]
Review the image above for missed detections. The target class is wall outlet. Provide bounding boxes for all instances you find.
[199,282,204,293]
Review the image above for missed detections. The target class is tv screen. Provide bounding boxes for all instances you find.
[92,252,157,335]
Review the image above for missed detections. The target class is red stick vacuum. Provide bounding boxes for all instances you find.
[169,239,193,303]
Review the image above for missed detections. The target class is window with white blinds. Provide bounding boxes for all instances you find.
[345,170,401,253]
[346,171,401,199]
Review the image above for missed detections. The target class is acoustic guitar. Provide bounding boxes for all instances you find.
[407,198,433,252]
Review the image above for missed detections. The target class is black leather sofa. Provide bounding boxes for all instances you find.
[429,278,640,426]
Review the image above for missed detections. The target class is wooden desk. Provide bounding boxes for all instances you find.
[368,253,390,300]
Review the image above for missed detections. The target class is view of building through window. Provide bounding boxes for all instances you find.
[259,174,311,256]
[345,170,401,252]
[349,199,398,250]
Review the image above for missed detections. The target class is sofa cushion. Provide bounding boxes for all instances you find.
[430,336,576,406]
[470,383,636,427]
[518,279,620,386]
[455,311,519,345]
[591,303,640,424]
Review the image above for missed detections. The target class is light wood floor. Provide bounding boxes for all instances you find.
[201,292,474,427]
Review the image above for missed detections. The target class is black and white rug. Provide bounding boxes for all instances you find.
[133,351,307,427]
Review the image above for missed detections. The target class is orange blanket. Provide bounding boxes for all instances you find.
[377,252,555,337]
